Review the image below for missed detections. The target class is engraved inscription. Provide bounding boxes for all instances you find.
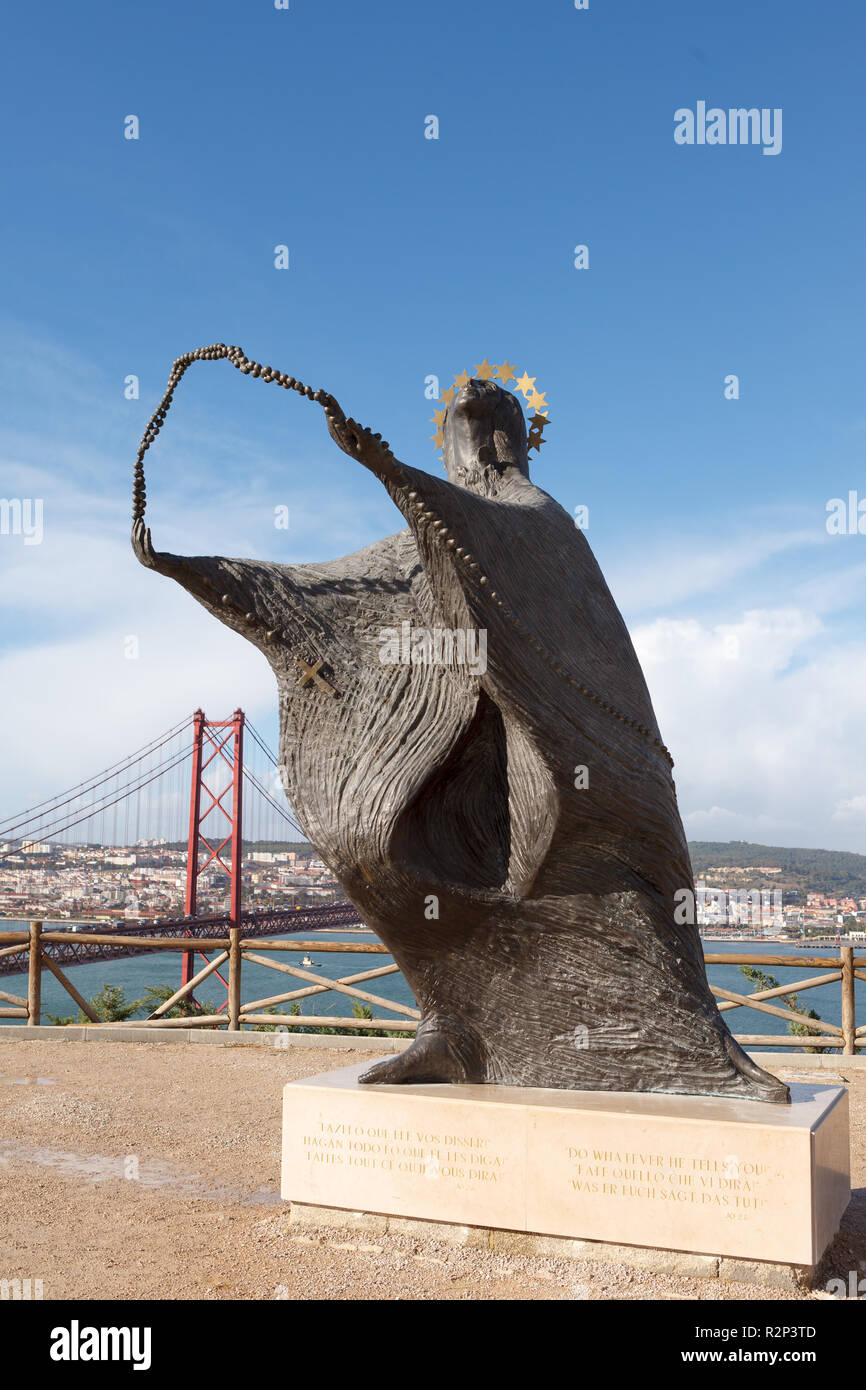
[565,1147,777,1220]
[300,1121,507,1182]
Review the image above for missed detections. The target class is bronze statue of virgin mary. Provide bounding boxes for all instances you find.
[132,344,788,1103]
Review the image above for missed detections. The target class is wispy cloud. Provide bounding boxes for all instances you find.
[635,607,866,852]
[608,525,825,615]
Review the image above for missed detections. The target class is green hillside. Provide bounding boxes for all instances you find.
[687,841,866,900]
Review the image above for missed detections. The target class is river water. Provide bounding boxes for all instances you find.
[1,923,862,1049]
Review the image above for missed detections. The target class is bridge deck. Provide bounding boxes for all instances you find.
[0,903,363,977]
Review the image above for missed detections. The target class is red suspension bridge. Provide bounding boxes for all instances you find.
[0,710,362,982]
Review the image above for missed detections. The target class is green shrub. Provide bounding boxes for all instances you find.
[739,965,828,1055]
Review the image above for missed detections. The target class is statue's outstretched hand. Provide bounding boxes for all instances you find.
[131,519,211,597]
[318,391,356,456]
[131,517,158,569]
[317,390,399,482]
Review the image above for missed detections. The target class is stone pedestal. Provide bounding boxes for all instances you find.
[281,1063,850,1271]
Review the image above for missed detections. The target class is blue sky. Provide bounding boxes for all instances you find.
[1,0,865,851]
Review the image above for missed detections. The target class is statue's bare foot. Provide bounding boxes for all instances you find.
[358,1019,483,1086]
[724,1033,790,1103]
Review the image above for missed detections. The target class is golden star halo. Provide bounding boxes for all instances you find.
[429,361,550,459]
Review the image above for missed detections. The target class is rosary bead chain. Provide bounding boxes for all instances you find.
[132,344,674,770]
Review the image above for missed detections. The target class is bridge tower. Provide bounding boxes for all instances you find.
[182,709,244,987]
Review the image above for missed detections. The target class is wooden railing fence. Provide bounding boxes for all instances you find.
[2,924,864,1053]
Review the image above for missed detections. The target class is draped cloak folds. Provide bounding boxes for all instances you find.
[133,434,789,1103]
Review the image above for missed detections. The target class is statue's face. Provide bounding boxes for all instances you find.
[443,379,528,483]
[447,381,496,464]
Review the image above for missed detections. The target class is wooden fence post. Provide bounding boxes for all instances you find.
[841,946,855,1056]
[27,921,42,1026]
[228,928,241,1031]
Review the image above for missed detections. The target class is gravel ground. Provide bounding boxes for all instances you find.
[0,1041,863,1301]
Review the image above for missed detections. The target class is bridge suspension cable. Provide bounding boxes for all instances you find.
[243,720,306,841]
[1,746,195,855]
[0,715,192,842]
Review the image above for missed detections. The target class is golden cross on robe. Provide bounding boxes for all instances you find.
[297,656,337,697]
